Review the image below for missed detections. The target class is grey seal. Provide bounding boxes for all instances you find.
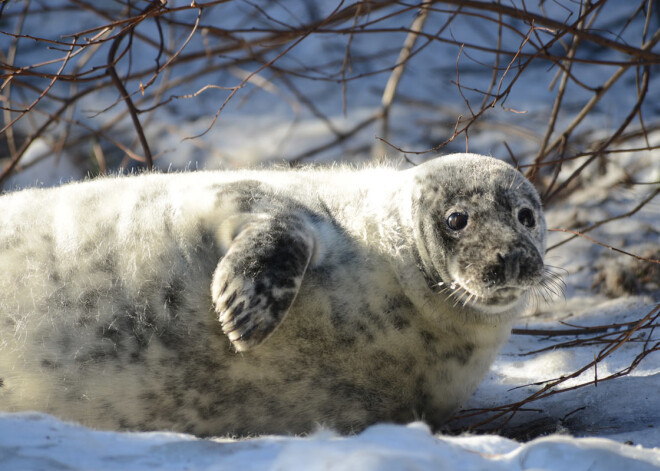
[0,153,555,436]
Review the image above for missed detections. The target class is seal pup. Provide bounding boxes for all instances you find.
[0,153,555,436]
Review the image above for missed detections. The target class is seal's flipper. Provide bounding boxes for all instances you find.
[212,213,315,351]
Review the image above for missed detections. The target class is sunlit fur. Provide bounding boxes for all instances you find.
[0,153,557,436]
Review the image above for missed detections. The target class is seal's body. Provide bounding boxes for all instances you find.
[0,154,548,436]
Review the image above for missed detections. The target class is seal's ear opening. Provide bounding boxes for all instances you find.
[517,208,535,228]
[212,212,315,352]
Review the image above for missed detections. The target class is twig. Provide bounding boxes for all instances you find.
[528,5,590,184]
[549,228,660,264]
[548,185,660,251]
[341,0,363,117]
[544,65,651,203]
[379,2,432,144]
[105,1,166,170]
[535,29,660,181]
[288,111,382,165]
[185,0,349,140]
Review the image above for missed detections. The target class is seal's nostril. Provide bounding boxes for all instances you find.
[485,250,526,286]
[483,255,506,287]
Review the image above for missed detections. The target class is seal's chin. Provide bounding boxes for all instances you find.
[462,285,527,314]
[481,286,523,304]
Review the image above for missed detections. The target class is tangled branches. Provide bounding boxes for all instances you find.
[2,1,659,179]
[447,303,660,438]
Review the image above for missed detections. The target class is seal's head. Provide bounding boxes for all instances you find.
[410,153,553,316]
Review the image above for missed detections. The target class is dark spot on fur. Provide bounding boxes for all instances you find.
[443,343,475,365]
[420,330,437,346]
[335,333,357,347]
[77,315,93,327]
[0,378,3,388]
[117,417,132,429]
[140,391,159,404]
[41,359,59,369]
[196,227,216,254]
[78,290,98,310]
[49,269,61,283]
[163,278,185,313]
[80,238,97,256]
[390,313,410,330]
[213,180,267,212]
[49,286,73,309]
[247,295,262,309]
[58,334,73,353]
[89,348,118,361]
[493,186,513,212]
[98,324,122,344]
[1,231,23,250]
[156,326,183,350]
[100,252,118,275]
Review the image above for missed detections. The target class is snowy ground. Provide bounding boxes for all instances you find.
[2,0,660,468]
[2,414,660,471]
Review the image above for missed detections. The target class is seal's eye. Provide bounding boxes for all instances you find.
[447,211,468,231]
[518,208,535,228]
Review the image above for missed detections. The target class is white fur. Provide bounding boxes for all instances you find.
[0,154,546,436]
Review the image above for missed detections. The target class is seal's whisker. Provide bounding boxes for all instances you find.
[538,278,560,296]
[447,284,471,307]
[464,292,478,307]
[541,267,566,299]
[447,287,461,300]
[457,288,471,307]
[543,268,566,284]
[535,285,552,304]
[438,286,453,297]
[544,264,569,275]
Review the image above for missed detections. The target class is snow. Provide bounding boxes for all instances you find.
[3,414,660,471]
[2,0,660,468]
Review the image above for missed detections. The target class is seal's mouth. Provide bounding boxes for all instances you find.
[433,271,527,309]
[436,265,565,313]
[479,286,524,305]
[460,282,523,306]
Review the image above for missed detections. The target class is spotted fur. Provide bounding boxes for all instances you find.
[0,153,548,436]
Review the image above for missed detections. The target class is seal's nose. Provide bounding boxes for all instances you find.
[482,249,527,287]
